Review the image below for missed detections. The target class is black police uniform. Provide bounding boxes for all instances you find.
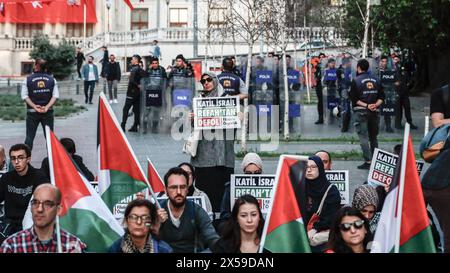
[121,64,147,131]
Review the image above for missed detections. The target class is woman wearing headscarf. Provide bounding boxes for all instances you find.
[190,72,236,213]
[301,155,341,252]
[352,184,380,234]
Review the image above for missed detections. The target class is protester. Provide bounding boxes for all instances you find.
[349,59,385,169]
[40,138,94,181]
[155,167,219,253]
[315,150,332,170]
[326,206,372,253]
[0,144,49,242]
[178,162,213,216]
[430,81,450,127]
[22,59,59,150]
[352,184,380,234]
[0,184,86,253]
[109,199,172,253]
[302,155,341,252]
[217,152,263,234]
[190,72,236,213]
[121,54,147,132]
[81,56,99,104]
[75,47,85,79]
[212,194,264,253]
[105,54,121,104]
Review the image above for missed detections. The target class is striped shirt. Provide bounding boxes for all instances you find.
[0,226,87,253]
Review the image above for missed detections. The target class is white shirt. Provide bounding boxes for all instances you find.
[168,202,182,228]
[88,64,96,81]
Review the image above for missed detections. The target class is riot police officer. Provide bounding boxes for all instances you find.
[21,59,59,150]
[323,58,338,124]
[349,59,385,169]
[143,57,167,133]
[337,58,352,132]
[393,56,418,130]
[378,56,398,132]
[121,54,147,132]
[314,53,326,124]
[217,57,248,102]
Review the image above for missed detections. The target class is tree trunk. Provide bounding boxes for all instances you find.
[282,49,289,139]
[241,44,253,152]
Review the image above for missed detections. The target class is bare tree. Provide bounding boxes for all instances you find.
[222,0,265,151]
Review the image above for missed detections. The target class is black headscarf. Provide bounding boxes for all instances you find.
[305,156,331,199]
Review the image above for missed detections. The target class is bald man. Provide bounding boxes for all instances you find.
[315,150,332,170]
[0,184,86,253]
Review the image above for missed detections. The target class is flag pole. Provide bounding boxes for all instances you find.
[146,157,163,209]
[45,126,63,253]
[394,122,410,253]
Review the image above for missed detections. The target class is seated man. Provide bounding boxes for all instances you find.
[154,167,219,253]
[0,144,49,241]
[0,184,86,253]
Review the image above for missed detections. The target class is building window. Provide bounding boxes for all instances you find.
[21,62,34,75]
[16,24,44,38]
[66,24,93,37]
[169,8,188,27]
[131,8,149,30]
[209,8,226,26]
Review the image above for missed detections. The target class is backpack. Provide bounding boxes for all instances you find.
[420,124,450,163]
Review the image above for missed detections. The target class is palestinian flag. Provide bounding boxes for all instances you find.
[260,155,311,253]
[97,93,149,219]
[147,158,165,193]
[371,125,436,253]
[38,127,123,252]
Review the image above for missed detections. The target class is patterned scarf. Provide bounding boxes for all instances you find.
[121,231,154,253]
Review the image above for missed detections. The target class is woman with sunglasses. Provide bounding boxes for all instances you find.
[190,72,236,214]
[108,199,172,253]
[212,194,264,253]
[327,206,372,253]
[302,155,341,252]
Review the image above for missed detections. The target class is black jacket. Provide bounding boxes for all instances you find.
[41,155,94,182]
[349,72,385,108]
[105,61,121,82]
[0,165,49,223]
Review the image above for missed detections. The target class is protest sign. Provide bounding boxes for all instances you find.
[231,174,275,215]
[325,170,349,205]
[193,96,241,130]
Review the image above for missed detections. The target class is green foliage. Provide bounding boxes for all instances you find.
[0,95,86,121]
[29,36,76,80]
[344,0,450,52]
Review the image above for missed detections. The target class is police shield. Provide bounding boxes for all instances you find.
[140,69,168,134]
[321,57,339,124]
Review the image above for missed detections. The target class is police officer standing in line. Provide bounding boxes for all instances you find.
[21,59,59,150]
[378,56,399,133]
[217,57,248,102]
[314,53,326,124]
[349,59,385,170]
[229,56,243,80]
[323,58,338,124]
[393,55,418,130]
[144,57,167,133]
[121,54,147,133]
[337,57,352,132]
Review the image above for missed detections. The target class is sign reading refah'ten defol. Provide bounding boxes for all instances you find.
[193,96,241,130]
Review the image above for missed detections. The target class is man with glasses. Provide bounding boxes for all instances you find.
[0,184,86,253]
[154,167,219,253]
[0,144,49,242]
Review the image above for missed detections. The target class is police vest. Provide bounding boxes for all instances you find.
[324,68,337,88]
[218,72,241,96]
[354,72,381,103]
[26,73,55,109]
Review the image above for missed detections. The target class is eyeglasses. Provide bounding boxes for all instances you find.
[31,199,57,210]
[127,214,151,223]
[244,170,262,175]
[340,219,365,232]
[10,155,28,162]
[306,165,318,170]
[200,77,213,85]
[167,185,188,191]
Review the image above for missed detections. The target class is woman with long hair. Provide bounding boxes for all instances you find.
[212,194,264,253]
[327,206,373,253]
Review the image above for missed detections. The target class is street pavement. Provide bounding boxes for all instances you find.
[0,87,431,203]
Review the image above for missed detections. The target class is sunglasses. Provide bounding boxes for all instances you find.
[244,170,262,175]
[340,219,365,232]
[200,77,213,85]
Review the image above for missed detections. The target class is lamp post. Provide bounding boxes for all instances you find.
[166,0,170,28]
[106,0,111,45]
